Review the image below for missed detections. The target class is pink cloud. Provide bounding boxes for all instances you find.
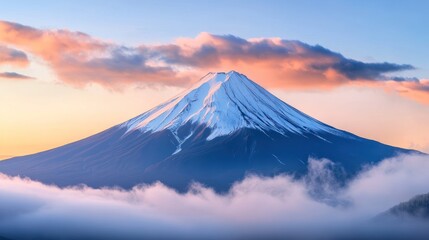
[0,20,427,104]
[146,32,415,88]
[0,21,188,90]
[387,79,429,104]
[0,45,29,67]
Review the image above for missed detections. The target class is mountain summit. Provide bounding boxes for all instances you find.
[0,71,414,191]
[123,71,343,144]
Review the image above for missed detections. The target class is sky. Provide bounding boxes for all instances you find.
[0,0,428,159]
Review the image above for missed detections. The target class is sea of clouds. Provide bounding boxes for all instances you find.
[0,154,429,240]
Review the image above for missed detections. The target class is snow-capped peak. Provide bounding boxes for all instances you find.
[122,71,343,140]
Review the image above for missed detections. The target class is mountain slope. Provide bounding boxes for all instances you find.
[122,71,343,142]
[0,71,415,191]
[379,193,429,220]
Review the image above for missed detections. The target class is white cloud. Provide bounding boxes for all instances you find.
[0,154,428,239]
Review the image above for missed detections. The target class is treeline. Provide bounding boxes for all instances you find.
[387,193,429,219]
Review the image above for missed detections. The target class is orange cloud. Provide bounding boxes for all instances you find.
[0,21,187,90]
[0,21,106,61]
[146,33,416,89]
[0,21,427,104]
[145,33,429,103]
[391,79,429,104]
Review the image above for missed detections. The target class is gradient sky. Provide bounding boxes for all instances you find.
[1,0,428,159]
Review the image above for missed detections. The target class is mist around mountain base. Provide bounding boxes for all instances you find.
[0,153,428,240]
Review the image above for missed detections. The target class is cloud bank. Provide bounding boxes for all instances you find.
[0,154,428,240]
[0,21,187,90]
[146,33,415,87]
[0,20,428,103]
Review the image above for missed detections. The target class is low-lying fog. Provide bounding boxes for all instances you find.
[0,154,428,240]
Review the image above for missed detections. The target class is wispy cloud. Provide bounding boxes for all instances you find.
[0,154,428,239]
[0,71,33,80]
[0,20,428,103]
[0,45,29,67]
[383,78,429,104]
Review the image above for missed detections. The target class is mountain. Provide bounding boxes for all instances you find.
[0,71,415,191]
[379,193,429,220]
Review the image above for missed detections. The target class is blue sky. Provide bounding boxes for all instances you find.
[1,0,428,78]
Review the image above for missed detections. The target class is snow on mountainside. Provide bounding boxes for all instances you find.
[122,71,345,141]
